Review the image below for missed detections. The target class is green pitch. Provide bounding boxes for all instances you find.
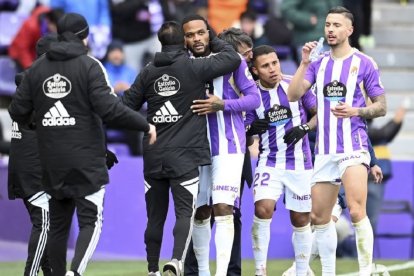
[1,259,413,275]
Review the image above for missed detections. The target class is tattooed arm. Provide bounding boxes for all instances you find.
[358,94,387,119]
[331,94,386,119]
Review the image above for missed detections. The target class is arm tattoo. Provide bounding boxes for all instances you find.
[358,95,387,119]
[212,100,225,111]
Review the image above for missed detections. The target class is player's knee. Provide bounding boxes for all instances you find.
[213,203,233,216]
[254,205,274,219]
[348,205,366,222]
[311,211,330,225]
[291,211,310,227]
[195,205,212,220]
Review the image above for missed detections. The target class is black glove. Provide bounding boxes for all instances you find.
[106,150,118,170]
[283,124,310,145]
[246,119,268,136]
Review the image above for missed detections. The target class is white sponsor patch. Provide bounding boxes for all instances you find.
[42,73,72,99]
[154,74,180,96]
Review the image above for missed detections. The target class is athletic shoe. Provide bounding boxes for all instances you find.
[282,262,314,276]
[372,263,390,276]
[162,259,182,276]
[65,271,80,276]
[148,272,161,276]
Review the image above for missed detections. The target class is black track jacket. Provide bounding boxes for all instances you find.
[9,33,150,199]
[122,37,241,178]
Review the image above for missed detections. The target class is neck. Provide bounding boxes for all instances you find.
[259,79,278,89]
[330,43,353,59]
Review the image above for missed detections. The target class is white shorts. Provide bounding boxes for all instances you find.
[253,166,312,212]
[312,150,370,185]
[196,153,244,207]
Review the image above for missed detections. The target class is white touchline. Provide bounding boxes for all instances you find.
[337,261,414,276]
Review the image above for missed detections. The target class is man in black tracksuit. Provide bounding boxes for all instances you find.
[122,21,241,276]
[8,34,58,276]
[9,13,155,276]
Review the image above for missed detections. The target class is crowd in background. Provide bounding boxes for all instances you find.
[0,0,377,156]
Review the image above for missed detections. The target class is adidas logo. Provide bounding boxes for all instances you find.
[152,101,182,123]
[42,101,76,127]
[11,121,22,139]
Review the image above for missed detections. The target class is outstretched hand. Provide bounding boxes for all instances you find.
[191,94,225,115]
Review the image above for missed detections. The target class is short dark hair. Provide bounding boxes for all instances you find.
[157,21,184,46]
[240,10,257,22]
[218,28,253,51]
[327,6,354,25]
[181,14,208,29]
[252,45,276,64]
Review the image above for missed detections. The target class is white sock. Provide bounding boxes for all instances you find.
[252,216,272,276]
[309,231,318,262]
[292,223,312,276]
[192,217,211,276]
[314,220,337,275]
[352,216,374,276]
[214,215,234,276]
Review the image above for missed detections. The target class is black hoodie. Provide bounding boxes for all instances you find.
[122,37,241,178]
[9,33,150,199]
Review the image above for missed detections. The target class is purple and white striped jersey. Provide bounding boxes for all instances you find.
[305,49,385,155]
[207,58,260,157]
[245,76,316,171]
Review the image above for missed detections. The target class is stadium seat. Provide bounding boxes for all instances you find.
[0,56,17,96]
[281,60,298,76]
[272,45,293,60]
[0,11,27,52]
[375,200,414,258]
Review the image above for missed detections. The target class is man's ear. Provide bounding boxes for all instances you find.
[347,26,354,37]
[252,66,258,76]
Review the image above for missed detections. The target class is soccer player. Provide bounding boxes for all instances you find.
[287,6,386,275]
[184,27,255,276]
[182,16,261,276]
[9,13,155,276]
[245,45,317,276]
[122,21,242,276]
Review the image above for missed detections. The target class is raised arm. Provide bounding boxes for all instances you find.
[287,42,316,102]
[191,37,241,81]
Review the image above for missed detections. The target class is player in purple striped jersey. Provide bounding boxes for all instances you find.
[245,45,317,276]
[288,7,386,276]
[182,15,261,276]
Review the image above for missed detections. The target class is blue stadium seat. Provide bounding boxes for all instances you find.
[272,45,293,60]
[0,56,17,96]
[281,59,298,76]
[0,11,27,51]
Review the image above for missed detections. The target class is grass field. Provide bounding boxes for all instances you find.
[1,259,414,275]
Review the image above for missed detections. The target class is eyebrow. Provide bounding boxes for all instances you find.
[184,28,207,35]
